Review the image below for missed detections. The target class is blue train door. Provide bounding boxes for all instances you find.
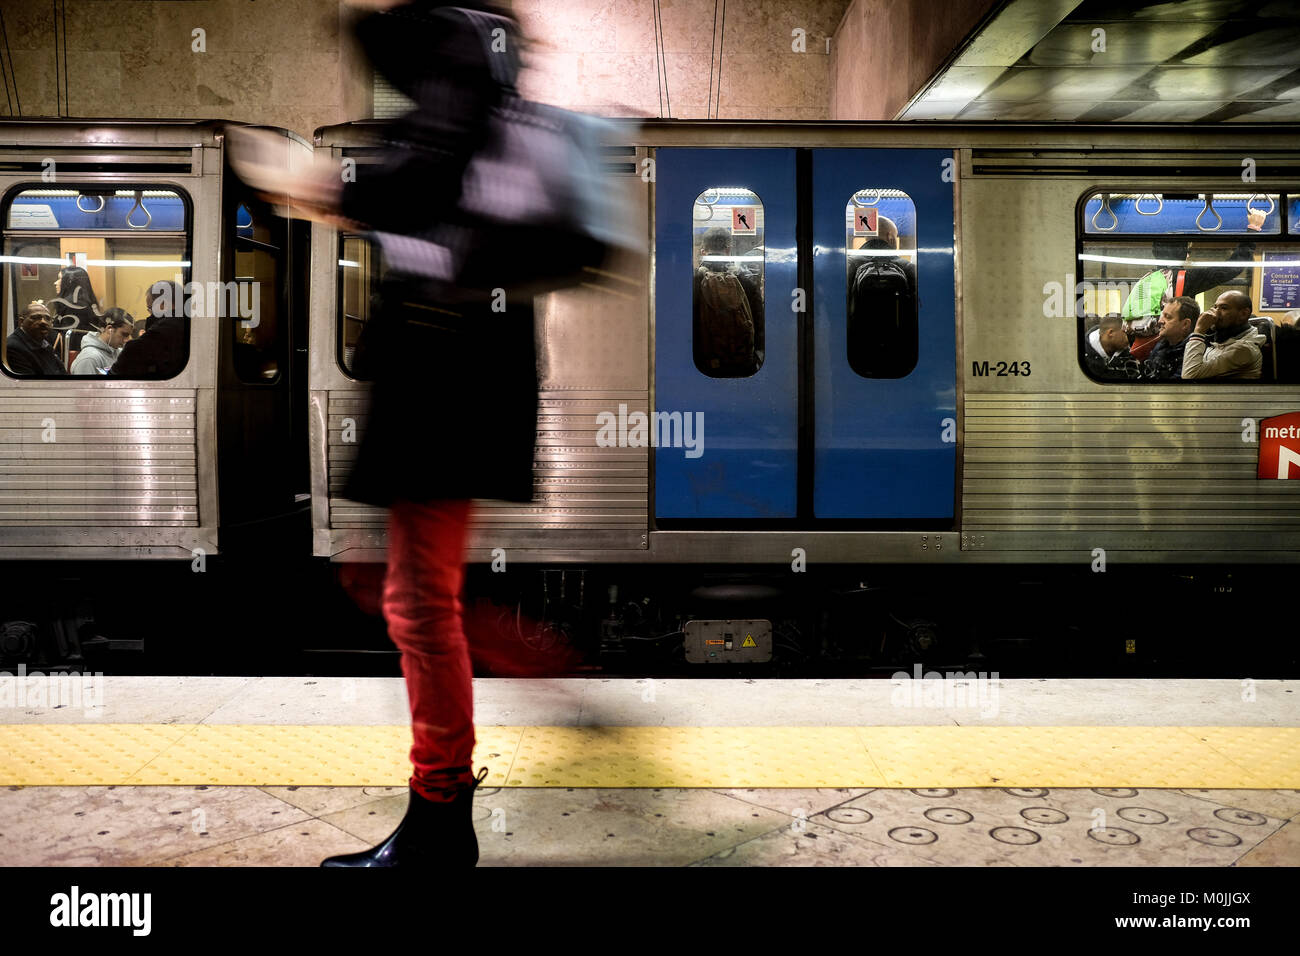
[653,147,955,523]
[654,149,799,518]
[811,149,956,519]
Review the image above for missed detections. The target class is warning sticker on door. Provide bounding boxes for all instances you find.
[853,207,878,237]
[732,206,756,236]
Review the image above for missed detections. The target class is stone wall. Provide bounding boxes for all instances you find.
[0,0,360,136]
[0,0,854,137]
[829,0,998,119]
[513,0,848,120]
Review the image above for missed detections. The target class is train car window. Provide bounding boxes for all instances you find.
[232,203,285,383]
[691,187,764,378]
[1,187,190,379]
[338,234,383,379]
[1077,190,1298,385]
[845,188,918,379]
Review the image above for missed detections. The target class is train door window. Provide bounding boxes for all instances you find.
[845,188,918,379]
[338,234,384,378]
[1,186,190,378]
[1077,190,1297,384]
[231,202,286,383]
[691,187,764,378]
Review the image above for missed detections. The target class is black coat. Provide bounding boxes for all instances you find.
[5,328,67,376]
[339,0,538,507]
[1142,337,1188,381]
[107,317,188,379]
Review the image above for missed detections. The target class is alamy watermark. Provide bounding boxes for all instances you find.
[0,664,105,716]
[890,664,1000,718]
[1043,274,1139,319]
[156,276,261,328]
[596,403,704,459]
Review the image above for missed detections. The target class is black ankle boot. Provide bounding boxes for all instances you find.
[321,768,488,868]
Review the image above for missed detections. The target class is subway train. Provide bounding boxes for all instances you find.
[1,118,1298,676]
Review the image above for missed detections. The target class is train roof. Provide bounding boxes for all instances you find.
[0,119,309,150]
[312,118,1300,154]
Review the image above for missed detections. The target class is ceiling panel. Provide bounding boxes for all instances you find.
[1026,22,1214,66]
[900,0,1300,121]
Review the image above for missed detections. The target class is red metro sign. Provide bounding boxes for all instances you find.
[1258,412,1300,479]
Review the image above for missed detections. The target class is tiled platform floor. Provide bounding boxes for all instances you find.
[1,677,1295,866]
[2,783,1296,867]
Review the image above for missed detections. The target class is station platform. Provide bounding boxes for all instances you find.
[1,677,1296,867]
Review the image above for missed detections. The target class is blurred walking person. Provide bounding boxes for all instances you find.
[234,0,534,868]
[230,0,634,866]
[330,0,539,869]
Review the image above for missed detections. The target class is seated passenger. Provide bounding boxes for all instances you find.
[5,301,68,376]
[70,309,134,374]
[693,227,762,376]
[1121,208,1264,337]
[1085,314,1142,379]
[108,280,189,379]
[1181,291,1265,380]
[1142,296,1197,381]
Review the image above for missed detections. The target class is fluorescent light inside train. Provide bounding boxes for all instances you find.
[1079,253,1300,268]
[846,247,950,256]
[0,256,190,268]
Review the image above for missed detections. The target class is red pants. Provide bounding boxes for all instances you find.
[383,498,476,802]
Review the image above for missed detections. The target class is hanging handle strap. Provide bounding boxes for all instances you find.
[1195,195,1222,232]
[1090,194,1118,232]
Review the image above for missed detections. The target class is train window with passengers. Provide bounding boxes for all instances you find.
[692,187,764,378]
[1078,191,1299,384]
[1,187,190,378]
[845,188,918,379]
[338,234,383,378]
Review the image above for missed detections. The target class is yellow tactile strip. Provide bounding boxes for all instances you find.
[0,725,1296,788]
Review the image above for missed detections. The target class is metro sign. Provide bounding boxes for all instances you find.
[1258,412,1300,479]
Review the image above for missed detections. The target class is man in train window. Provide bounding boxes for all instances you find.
[1084,314,1142,380]
[1141,296,1198,381]
[1181,291,1265,380]
[4,301,68,376]
[1121,207,1265,341]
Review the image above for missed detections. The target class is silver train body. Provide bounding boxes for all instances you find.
[310,121,1300,569]
[0,121,314,563]
[2,120,1298,570]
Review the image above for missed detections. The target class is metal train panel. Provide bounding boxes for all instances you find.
[959,164,1300,559]
[0,124,226,559]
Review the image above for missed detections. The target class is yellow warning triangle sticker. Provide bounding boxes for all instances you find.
[741,634,757,648]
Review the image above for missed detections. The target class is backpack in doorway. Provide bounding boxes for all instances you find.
[848,256,916,377]
[698,268,756,373]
